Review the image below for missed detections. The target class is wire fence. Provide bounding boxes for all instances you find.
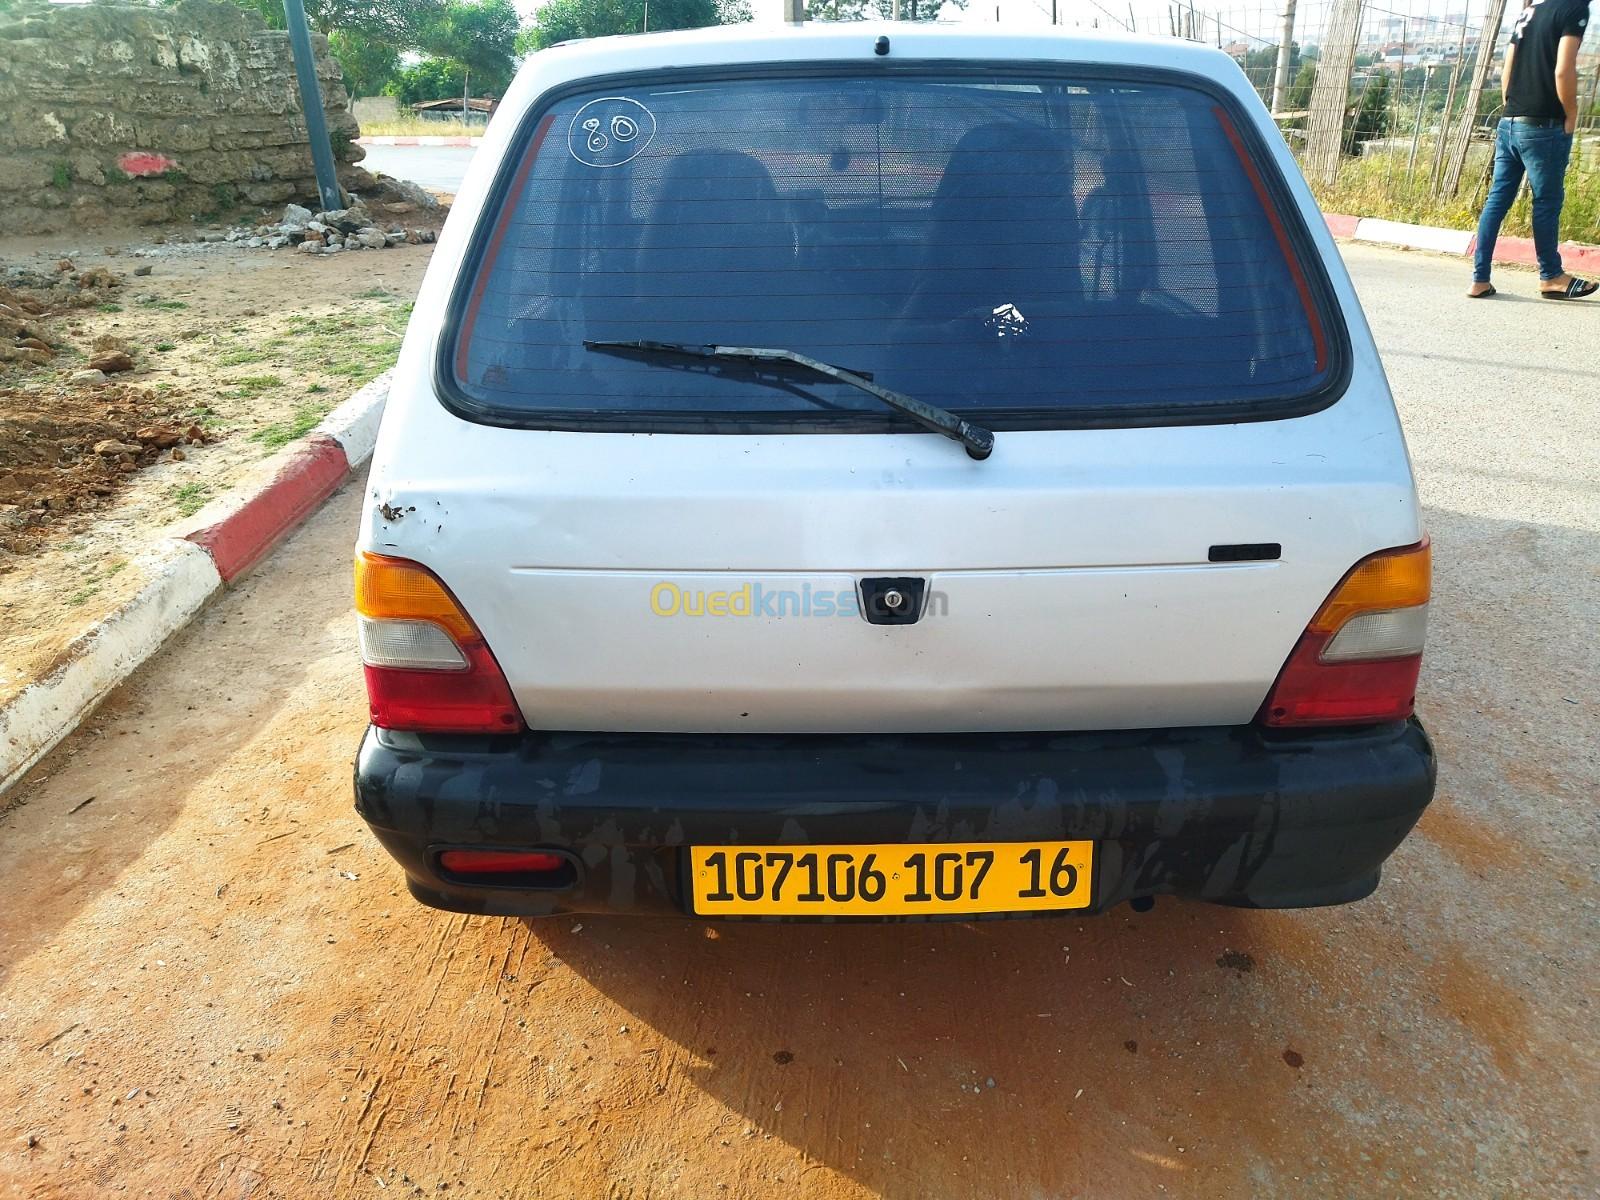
[1008,0,1600,241]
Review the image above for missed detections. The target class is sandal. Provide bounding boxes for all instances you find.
[1467,285,1496,299]
[1540,276,1599,300]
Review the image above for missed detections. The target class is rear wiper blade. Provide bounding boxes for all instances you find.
[583,339,995,461]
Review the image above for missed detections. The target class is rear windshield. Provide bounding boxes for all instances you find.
[448,71,1337,428]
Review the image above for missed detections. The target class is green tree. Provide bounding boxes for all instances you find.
[1288,61,1316,111]
[519,0,750,53]
[417,0,520,91]
[389,56,471,105]
[1349,71,1392,151]
[330,29,400,97]
[812,0,963,18]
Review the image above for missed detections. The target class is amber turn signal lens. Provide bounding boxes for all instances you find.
[1307,539,1430,634]
[354,552,480,642]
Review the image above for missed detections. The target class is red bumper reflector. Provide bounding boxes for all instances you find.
[439,849,568,875]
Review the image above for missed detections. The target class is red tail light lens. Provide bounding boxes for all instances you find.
[1260,540,1430,727]
[355,553,523,734]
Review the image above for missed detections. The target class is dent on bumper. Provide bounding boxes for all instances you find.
[353,720,1436,918]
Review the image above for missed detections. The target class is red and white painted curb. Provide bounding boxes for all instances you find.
[358,135,482,148]
[0,372,391,795]
[1325,212,1600,274]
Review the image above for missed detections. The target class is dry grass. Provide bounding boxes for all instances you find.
[356,116,485,138]
[1309,136,1600,245]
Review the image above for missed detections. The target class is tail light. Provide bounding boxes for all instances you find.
[354,552,523,734]
[1259,540,1430,727]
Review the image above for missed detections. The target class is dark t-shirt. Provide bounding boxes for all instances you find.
[1506,0,1592,119]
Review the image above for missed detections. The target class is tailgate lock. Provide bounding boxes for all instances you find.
[859,577,927,625]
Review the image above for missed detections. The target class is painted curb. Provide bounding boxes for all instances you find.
[1326,211,1600,272]
[0,372,391,797]
[1353,217,1474,256]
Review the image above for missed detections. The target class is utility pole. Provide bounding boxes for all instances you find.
[282,0,342,212]
[784,0,804,20]
[643,0,650,31]
[1271,0,1298,114]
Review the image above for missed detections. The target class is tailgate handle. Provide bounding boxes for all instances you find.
[859,577,927,625]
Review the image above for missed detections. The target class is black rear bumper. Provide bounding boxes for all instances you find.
[353,720,1435,918]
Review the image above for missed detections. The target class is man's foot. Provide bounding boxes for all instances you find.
[1467,282,1496,298]
[1539,273,1599,300]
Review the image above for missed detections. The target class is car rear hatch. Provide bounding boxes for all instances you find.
[363,60,1422,734]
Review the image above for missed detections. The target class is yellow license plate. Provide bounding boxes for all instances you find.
[688,840,1094,917]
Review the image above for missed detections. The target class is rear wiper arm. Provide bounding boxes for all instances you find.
[583,339,995,461]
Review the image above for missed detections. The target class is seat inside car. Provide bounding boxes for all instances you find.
[898,120,1080,326]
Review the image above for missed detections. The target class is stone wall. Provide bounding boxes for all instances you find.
[0,0,371,235]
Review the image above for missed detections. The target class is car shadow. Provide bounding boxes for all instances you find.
[524,898,1364,1197]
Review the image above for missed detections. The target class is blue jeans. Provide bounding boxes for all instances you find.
[1473,118,1573,283]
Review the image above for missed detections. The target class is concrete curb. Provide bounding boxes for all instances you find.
[0,370,392,796]
[1326,212,1600,273]
[357,135,482,147]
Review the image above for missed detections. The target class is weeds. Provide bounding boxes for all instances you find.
[224,375,284,399]
[1310,138,1600,244]
[169,481,213,517]
[249,399,336,451]
[357,116,482,138]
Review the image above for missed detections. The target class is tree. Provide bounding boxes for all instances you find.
[1349,71,1392,151]
[417,0,520,86]
[330,29,400,98]
[811,0,964,18]
[1288,61,1317,111]
[519,0,750,53]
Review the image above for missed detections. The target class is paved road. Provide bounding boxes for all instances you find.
[360,143,477,193]
[0,244,1595,1198]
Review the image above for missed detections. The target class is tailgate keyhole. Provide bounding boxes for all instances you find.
[859,577,927,625]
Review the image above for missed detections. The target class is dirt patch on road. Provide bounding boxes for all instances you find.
[0,222,435,706]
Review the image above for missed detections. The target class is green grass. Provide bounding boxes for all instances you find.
[215,346,269,366]
[154,341,176,353]
[67,585,99,607]
[51,161,70,190]
[169,482,213,517]
[249,398,337,451]
[224,374,284,399]
[137,298,189,311]
[97,303,122,313]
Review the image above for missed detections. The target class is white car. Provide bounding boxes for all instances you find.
[353,22,1435,920]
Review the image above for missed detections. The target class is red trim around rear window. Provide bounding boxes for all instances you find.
[1212,106,1329,374]
[454,112,557,381]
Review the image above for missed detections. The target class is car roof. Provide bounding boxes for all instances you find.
[522,21,1246,88]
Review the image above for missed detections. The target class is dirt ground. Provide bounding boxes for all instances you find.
[0,226,435,709]
[0,247,1594,1200]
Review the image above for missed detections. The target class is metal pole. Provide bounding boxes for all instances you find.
[643,0,649,32]
[1407,63,1433,176]
[1271,0,1298,114]
[784,0,803,21]
[1430,13,1472,191]
[282,0,342,213]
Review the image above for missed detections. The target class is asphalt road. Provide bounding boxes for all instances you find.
[360,143,477,193]
[0,243,1595,1199]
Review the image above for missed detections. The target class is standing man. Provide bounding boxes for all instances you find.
[1469,0,1596,299]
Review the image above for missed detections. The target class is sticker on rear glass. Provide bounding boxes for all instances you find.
[569,97,656,168]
